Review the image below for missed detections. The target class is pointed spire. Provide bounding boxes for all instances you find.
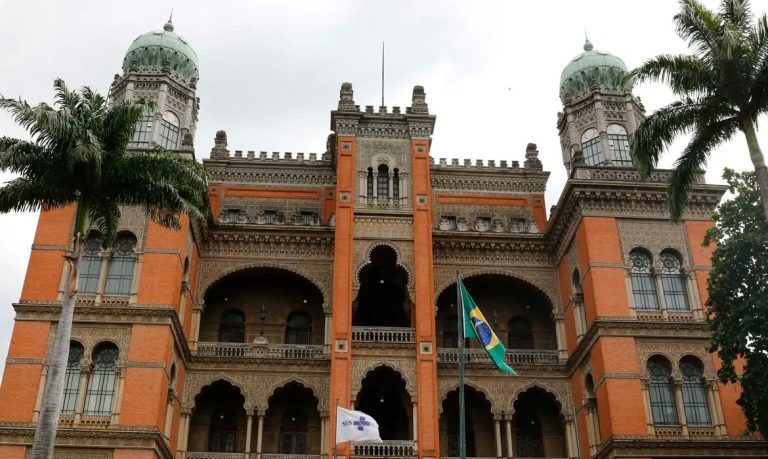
[583,32,593,52]
[164,10,174,32]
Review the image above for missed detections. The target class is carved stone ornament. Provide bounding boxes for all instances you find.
[635,339,715,379]
[351,358,416,401]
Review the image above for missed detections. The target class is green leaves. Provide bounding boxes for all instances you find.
[0,80,209,247]
[706,169,768,439]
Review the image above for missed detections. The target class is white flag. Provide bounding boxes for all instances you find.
[335,406,383,444]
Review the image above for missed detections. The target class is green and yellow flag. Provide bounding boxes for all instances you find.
[458,278,517,375]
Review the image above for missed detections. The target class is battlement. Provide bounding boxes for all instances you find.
[430,143,545,172]
[207,130,331,163]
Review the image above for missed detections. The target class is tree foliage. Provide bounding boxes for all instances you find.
[629,0,768,223]
[705,169,768,440]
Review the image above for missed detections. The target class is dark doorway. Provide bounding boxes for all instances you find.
[356,366,411,440]
[353,246,410,327]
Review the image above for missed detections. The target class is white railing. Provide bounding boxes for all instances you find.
[196,342,327,359]
[186,453,244,459]
[351,327,415,344]
[436,348,560,365]
[353,440,415,457]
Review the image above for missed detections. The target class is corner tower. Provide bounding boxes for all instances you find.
[110,18,200,158]
[557,38,644,172]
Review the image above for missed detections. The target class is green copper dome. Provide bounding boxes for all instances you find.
[122,20,199,81]
[559,39,628,103]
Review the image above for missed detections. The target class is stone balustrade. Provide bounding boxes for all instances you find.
[186,453,244,459]
[436,348,560,366]
[353,440,416,457]
[262,455,322,459]
[351,327,415,344]
[195,342,327,359]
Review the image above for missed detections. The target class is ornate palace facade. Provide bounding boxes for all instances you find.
[0,20,765,459]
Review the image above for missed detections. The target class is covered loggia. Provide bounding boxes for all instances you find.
[352,245,411,328]
[355,366,412,440]
[439,386,495,457]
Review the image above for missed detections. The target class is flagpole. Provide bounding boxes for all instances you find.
[456,271,466,459]
[334,399,339,459]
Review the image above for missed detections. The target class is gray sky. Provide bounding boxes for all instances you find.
[1,0,766,379]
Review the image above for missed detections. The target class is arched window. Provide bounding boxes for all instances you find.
[129,111,154,147]
[377,164,390,199]
[62,341,84,414]
[159,111,180,150]
[584,373,596,400]
[78,232,103,294]
[680,356,711,426]
[443,314,458,348]
[572,269,582,294]
[219,309,246,343]
[629,249,659,310]
[607,124,632,166]
[209,408,237,452]
[647,356,678,425]
[104,233,137,296]
[507,316,534,349]
[280,409,308,454]
[285,311,312,344]
[84,342,119,415]
[393,168,400,201]
[660,251,690,311]
[366,167,374,199]
[580,128,604,166]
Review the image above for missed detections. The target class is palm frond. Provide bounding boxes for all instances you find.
[749,14,768,116]
[721,0,754,33]
[675,0,723,61]
[0,137,53,175]
[629,54,716,96]
[668,117,740,220]
[0,176,73,213]
[87,200,121,246]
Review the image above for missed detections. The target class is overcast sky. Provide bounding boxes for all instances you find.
[1,0,766,379]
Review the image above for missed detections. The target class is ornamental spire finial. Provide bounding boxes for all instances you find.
[164,10,174,32]
[583,31,593,52]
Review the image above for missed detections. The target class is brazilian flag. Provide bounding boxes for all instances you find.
[459,278,518,375]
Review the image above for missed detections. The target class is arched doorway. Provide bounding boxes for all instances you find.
[356,366,412,440]
[201,267,324,345]
[439,386,494,457]
[512,388,566,458]
[264,382,321,455]
[188,380,247,454]
[353,246,410,327]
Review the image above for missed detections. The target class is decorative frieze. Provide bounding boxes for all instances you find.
[635,339,714,379]
[617,219,692,265]
[204,165,336,185]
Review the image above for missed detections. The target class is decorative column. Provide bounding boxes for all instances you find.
[32,366,48,422]
[164,389,175,439]
[573,293,586,340]
[177,408,191,459]
[504,418,513,459]
[641,381,655,435]
[673,380,688,436]
[129,251,143,304]
[256,411,265,459]
[653,269,668,318]
[324,311,332,347]
[624,268,637,317]
[95,252,110,305]
[555,315,568,360]
[564,415,576,459]
[494,416,503,459]
[412,401,418,445]
[711,383,727,437]
[684,269,703,319]
[245,410,254,458]
[706,384,724,437]
[191,303,203,351]
[320,411,329,459]
[111,365,127,425]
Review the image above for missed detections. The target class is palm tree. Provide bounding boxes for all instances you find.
[0,79,209,458]
[629,0,768,222]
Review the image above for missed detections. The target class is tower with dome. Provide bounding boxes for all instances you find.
[0,19,764,459]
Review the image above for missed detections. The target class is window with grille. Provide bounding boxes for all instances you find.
[78,234,103,294]
[660,252,690,311]
[681,357,711,426]
[219,309,246,343]
[581,128,604,166]
[62,342,84,414]
[366,167,374,199]
[83,343,118,415]
[607,124,633,166]
[129,112,154,147]
[377,164,389,199]
[158,111,180,150]
[209,409,238,452]
[285,311,312,344]
[104,233,137,295]
[630,250,659,310]
[393,168,400,200]
[647,357,678,425]
[508,316,534,349]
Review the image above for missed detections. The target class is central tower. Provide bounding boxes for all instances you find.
[328,83,440,457]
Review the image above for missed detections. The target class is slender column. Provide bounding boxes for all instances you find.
[176,410,191,459]
[654,272,668,318]
[32,367,48,422]
[685,271,703,319]
[494,417,502,459]
[706,385,723,436]
[504,419,513,459]
[129,252,143,304]
[641,382,655,435]
[163,390,175,439]
[412,401,418,444]
[624,268,637,317]
[245,412,254,458]
[324,312,332,346]
[673,380,688,436]
[564,417,575,459]
[388,173,394,205]
[178,281,189,324]
[111,365,127,425]
[711,383,727,436]
[73,366,90,424]
[191,304,202,351]
[589,408,601,454]
[555,316,567,360]
[584,406,597,455]
[256,411,265,459]
[320,412,328,459]
[95,253,110,304]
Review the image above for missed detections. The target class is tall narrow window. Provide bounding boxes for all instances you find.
[129,111,154,147]
[158,111,180,149]
[443,314,458,348]
[280,410,308,454]
[84,342,119,415]
[647,356,678,425]
[377,164,389,199]
[630,249,659,310]
[680,357,711,426]
[285,311,312,344]
[219,309,246,343]
[580,128,604,166]
[366,167,374,199]
[78,233,103,294]
[62,342,84,414]
[393,168,400,200]
[607,124,632,166]
[104,233,137,296]
[508,316,534,349]
[209,409,237,452]
[660,251,690,311]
